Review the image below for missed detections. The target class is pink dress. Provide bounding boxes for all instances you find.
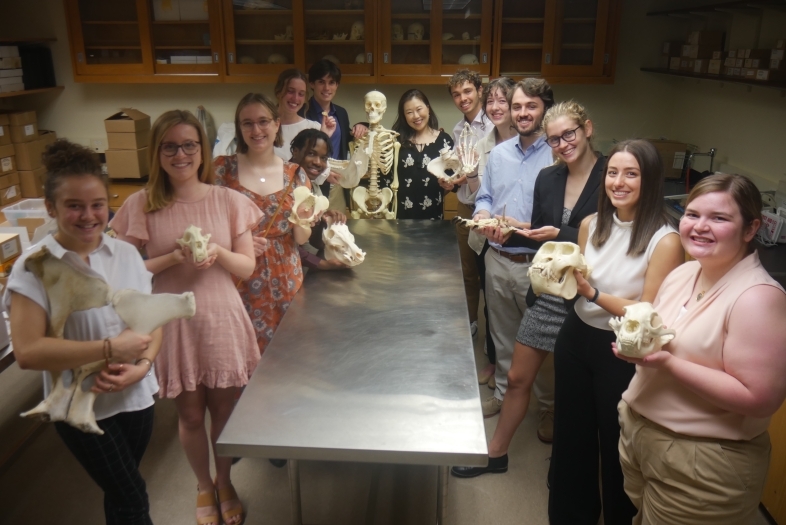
[110,186,263,398]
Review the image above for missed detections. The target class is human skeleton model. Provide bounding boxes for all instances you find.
[609,302,676,359]
[427,122,479,184]
[329,91,401,219]
[528,241,592,300]
[20,246,197,434]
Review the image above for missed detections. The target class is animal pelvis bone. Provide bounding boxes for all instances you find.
[329,145,370,189]
[427,122,478,184]
[176,225,211,263]
[609,302,675,359]
[323,223,365,267]
[20,246,197,434]
[528,242,591,300]
[290,186,329,227]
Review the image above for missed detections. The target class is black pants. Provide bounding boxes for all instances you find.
[55,406,155,525]
[548,309,636,525]
[477,240,496,365]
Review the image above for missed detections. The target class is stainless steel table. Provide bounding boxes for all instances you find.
[217,220,487,525]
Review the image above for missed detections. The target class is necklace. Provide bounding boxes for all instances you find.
[696,290,706,301]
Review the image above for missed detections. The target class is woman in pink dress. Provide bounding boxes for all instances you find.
[111,110,261,525]
[214,93,312,354]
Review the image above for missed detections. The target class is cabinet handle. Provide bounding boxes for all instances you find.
[545,53,551,65]
[228,52,234,64]
[214,53,219,64]
[383,52,389,64]
[367,52,373,63]
[77,52,84,63]
[482,53,487,64]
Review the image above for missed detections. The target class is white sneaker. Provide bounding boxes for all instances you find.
[470,321,478,338]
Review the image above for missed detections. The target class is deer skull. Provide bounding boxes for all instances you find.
[176,225,211,263]
[364,91,387,125]
[290,186,329,227]
[528,242,591,300]
[407,22,424,41]
[323,223,365,267]
[609,302,676,359]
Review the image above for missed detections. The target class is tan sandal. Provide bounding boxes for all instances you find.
[196,488,220,525]
[217,483,245,525]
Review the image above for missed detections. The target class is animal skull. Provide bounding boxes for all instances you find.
[323,223,365,267]
[528,242,591,300]
[453,216,518,237]
[407,22,424,40]
[350,21,364,40]
[609,302,676,359]
[458,54,479,65]
[176,225,211,263]
[462,32,471,40]
[289,186,329,227]
[392,24,404,41]
[268,53,287,64]
[364,91,387,125]
[442,33,454,40]
[332,32,348,40]
[323,54,341,65]
[355,53,365,64]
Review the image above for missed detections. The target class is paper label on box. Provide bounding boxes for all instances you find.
[1,238,18,260]
[673,152,686,170]
[756,69,769,80]
[24,124,34,136]
[773,50,785,60]
[4,186,16,199]
[1,158,11,172]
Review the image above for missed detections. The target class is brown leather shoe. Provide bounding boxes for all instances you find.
[537,409,554,443]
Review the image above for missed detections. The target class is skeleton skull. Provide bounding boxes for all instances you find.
[268,53,287,64]
[609,302,676,359]
[392,24,404,41]
[350,20,364,40]
[364,91,387,125]
[528,242,591,300]
[176,225,211,263]
[407,22,424,40]
[458,54,479,65]
[323,223,365,267]
[290,186,329,227]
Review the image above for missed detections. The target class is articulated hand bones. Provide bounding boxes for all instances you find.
[452,216,519,237]
[20,247,196,434]
[289,186,329,227]
[609,302,676,359]
[323,223,365,267]
[176,225,211,262]
[528,242,591,299]
[427,122,479,184]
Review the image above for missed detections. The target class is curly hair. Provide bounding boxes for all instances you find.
[447,69,483,94]
[43,139,107,204]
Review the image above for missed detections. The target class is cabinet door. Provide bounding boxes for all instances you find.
[302,0,375,80]
[222,0,302,77]
[439,0,493,76]
[541,0,610,77]
[65,0,154,76]
[379,0,438,76]
[149,0,224,77]
[492,0,547,78]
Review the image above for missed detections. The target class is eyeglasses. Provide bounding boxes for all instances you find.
[240,119,275,131]
[546,126,582,148]
[160,141,201,157]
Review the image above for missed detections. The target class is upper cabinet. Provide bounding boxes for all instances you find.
[64,0,620,84]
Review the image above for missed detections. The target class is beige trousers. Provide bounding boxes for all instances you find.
[618,399,771,525]
[455,201,481,323]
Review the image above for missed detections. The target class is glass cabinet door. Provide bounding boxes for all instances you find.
[380,0,436,76]
[149,0,222,76]
[542,0,609,77]
[67,0,152,75]
[493,0,547,78]
[439,0,492,75]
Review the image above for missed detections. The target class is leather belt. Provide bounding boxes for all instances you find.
[490,246,534,263]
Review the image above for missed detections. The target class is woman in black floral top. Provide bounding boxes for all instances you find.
[390,89,454,220]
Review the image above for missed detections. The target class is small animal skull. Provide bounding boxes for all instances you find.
[528,242,591,300]
[462,32,471,40]
[407,22,424,41]
[332,32,348,40]
[268,53,287,64]
[364,90,387,125]
[323,223,365,267]
[458,54,479,65]
[289,186,329,227]
[392,24,404,41]
[350,21,364,40]
[355,53,365,64]
[609,302,676,359]
[176,225,211,263]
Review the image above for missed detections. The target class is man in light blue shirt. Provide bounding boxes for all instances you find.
[471,79,556,431]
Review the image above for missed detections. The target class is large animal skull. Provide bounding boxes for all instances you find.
[290,186,329,227]
[392,24,404,41]
[268,53,287,64]
[323,223,365,267]
[609,302,676,359]
[458,54,479,65]
[364,91,387,125]
[528,242,591,300]
[350,20,364,40]
[176,225,211,263]
[407,22,424,40]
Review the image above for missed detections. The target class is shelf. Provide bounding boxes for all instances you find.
[563,17,596,23]
[442,40,481,45]
[155,45,211,49]
[233,9,292,15]
[235,40,294,45]
[85,45,142,49]
[561,43,594,49]
[0,86,64,99]
[305,39,365,45]
[390,13,431,19]
[502,18,545,23]
[0,37,57,44]
[82,20,138,25]
[640,67,786,91]
[152,20,210,25]
[443,14,482,19]
[304,9,364,15]
[647,0,786,17]
[500,43,543,49]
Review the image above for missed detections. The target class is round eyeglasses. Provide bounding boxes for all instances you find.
[161,141,201,157]
[546,126,582,148]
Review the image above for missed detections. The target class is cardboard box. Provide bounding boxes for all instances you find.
[0,255,17,277]
[14,130,56,171]
[0,46,19,58]
[688,31,724,49]
[744,68,756,79]
[107,129,149,150]
[0,154,14,175]
[10,122,38,144]
[728,50,737,58]
[179,0,209,20]
[0,185,20,206]
[0,124,8,147]
[19,168,45,198]
[662,41,683,56]
[669,57,681,70]
[693,59,709,74]
[106,148,149,179]
[0,232,21,263]
[0,83,24,94]
[0,69,22,79]
[777,39,785,50]
[104,108,151,134]
[708,59,722,75]
[686,45,717,59]
[724,56,736,67]
[0,57,22,69]
[735,58,744,67]
[680,58,694,71]
[773,49,785,60]
[681,44,691,57]
[0,143,13,174]
[152,0,180,20]
[7,111,35,127]
[648,140,688,179]
[772,58,782,70]
[0,172,19,190]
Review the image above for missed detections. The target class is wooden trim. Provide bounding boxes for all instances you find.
[0,86,65,99]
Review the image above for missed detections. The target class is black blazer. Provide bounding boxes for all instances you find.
[503,154,606,306]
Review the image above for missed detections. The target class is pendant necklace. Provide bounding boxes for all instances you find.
[696,276,707,301]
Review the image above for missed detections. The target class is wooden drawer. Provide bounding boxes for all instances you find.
[109,182,145,210]
[763,401,786,523]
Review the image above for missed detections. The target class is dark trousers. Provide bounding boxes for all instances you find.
[55,406,155,525]
[548,309,636,525]
[477,240,496,365]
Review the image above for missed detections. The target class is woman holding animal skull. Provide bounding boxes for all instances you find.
[547,139,684,525]
[6,139,161,525]
[616,173,786,525]
[112,110,262,525]
[451,100,604,478]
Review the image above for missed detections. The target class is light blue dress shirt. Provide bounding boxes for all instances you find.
[474,135,554,254]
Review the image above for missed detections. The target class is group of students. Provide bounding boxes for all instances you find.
[3,58,786,525]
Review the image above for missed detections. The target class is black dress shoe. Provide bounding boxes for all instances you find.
[450,454,508,478]
[269,458,287,468]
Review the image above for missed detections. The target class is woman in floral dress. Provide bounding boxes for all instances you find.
[390,89,453,220]
[214,93,312,354]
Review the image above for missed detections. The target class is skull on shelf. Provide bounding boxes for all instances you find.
[355,53,365,64]
[323,54,341,65]
[609,302,676,359]
[462,32,471,40]
[364,91,387,125]
[458,54,479,65]
[267,53,287,64]
[350,20,364,40]
[392,24,404,41]
[407,22,424,41]
[442,33,454,40]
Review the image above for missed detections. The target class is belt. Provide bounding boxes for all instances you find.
[490,246,534,263]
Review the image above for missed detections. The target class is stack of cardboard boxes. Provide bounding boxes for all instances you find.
[0,232,22,288]
[104,108,151,179]
[0,46,24,94]
[0,110,57,201]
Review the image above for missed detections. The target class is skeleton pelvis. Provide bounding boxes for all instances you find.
[352,186,392,217]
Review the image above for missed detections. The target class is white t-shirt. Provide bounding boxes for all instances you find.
[4,234,158,421]
[274,118,321,162]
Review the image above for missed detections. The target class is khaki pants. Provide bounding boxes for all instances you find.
[618,400,771,525]
[455,201,480,323]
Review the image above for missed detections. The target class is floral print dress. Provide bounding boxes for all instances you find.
[214,155,307,354]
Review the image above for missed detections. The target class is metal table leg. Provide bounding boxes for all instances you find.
[437,465,449,525]
[288,459,302,525]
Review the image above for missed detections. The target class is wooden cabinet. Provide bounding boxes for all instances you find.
[108,181,146,211]
[763,402,786,524]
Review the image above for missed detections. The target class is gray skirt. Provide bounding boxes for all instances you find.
[516,292,569,352]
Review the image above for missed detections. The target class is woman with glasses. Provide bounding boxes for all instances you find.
[111,110,262,525]
[452,100,604,478]
[214,93,312,355]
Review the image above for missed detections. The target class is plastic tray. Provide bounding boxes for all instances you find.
[3,199,47,226]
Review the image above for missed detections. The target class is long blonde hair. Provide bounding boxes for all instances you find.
[541,100,594,157]
[145,110,214,212]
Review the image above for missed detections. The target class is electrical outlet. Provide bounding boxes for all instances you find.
[90,138,107,152]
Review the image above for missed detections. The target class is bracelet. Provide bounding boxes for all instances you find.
[587,287,600,303]
[135,358,154,377]
[466,174,478,179]
[103,338,113,363]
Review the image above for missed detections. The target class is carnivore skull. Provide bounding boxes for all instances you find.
[176,225,211,263]
[407,22,424,40]
[458,54,479,65]
[323,223,365,267]
[392,24,404,41]
[350,20,364,40]
[528,241,591,299]
[364,91,387,125]
[609,302,676,359]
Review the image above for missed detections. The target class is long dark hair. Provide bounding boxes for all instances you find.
[392,89,439,148]
[592,139,671,256]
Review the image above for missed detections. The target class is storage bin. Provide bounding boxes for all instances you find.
[3,198,47,226]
